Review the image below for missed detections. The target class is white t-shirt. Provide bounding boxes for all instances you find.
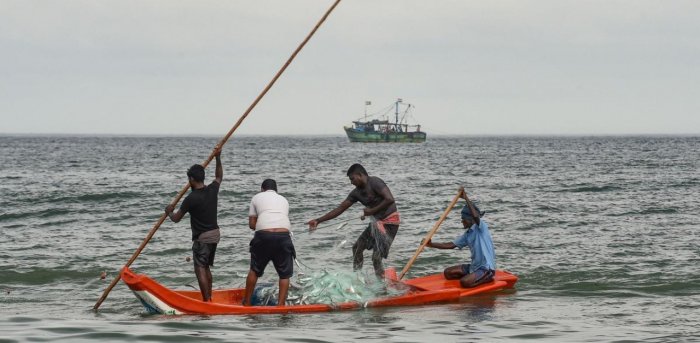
[248,190,291,231]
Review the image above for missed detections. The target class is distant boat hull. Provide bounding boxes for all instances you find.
[344,127,427,143]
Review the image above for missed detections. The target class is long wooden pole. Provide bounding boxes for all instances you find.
[93,0,342,311]
[398,187,464,280]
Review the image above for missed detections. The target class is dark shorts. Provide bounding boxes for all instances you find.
[357,223,398,258]
[461,264,495,286]
[192,241,217,267]
[249,231,296,279]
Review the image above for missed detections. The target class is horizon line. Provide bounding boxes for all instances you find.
[1,132,698,138]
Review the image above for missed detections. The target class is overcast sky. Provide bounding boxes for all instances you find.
[1,1,698,136]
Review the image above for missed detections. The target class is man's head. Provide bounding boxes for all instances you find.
[261,178,277,192]
[187,164,205,183]
[461,203,482,228]
[346,163,368,187]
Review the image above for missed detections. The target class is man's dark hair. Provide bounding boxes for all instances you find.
[187,164,205,182]
[261,178,277,191]
[346,163,368,176]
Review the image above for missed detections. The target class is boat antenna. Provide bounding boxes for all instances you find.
[399,103,412,127]
[395,98,402,132]
[364,100,371,121]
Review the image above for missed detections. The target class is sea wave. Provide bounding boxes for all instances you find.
[554,185,623,193]
[0,268,104,285]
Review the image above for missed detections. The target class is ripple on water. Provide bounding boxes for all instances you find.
[1,136,699,341]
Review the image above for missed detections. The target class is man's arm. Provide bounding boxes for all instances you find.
[213,146,223,184]
[248,216,257,230]
[165,204,185,223]
[363,186,395,217]
[306,199,353,230]
[424,239,457,250]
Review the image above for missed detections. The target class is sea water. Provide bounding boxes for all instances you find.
[1,135,699,342]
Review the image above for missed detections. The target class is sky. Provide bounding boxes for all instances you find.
[1,0,699,136]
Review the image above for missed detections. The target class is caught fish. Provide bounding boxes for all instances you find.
[285,268,409,306]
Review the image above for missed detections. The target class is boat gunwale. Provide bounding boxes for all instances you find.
[121,267,517,315]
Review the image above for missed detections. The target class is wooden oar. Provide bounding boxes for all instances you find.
[93,0,343,311]
[398,187,464,280]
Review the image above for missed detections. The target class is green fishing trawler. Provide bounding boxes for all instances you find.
[344,99,426,143]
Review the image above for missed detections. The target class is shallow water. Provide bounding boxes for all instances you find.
[1,135,699,342]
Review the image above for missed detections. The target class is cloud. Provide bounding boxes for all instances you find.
[1,0,699,135]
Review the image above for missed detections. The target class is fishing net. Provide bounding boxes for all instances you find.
[249,217,405,306]
[350,216,398,278]
[251,268,410,306]
[368,216,396,259]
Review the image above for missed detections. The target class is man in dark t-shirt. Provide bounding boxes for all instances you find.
[165,146,223,302]
[306,163,400,278]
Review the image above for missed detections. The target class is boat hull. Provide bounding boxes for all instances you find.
[344,127,426,143]
[121,267,517,315]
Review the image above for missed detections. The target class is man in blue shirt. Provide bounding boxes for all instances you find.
[424,191,496,288]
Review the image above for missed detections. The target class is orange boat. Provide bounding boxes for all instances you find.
[121,267,517,315]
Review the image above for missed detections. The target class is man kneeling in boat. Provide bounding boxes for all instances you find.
[423,190,496,288]
[164,146,223,302]
[244,179,296,306]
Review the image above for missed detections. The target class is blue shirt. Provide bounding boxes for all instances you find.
[452,220,496,273]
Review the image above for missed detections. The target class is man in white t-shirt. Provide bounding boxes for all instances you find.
[243,179,296,306]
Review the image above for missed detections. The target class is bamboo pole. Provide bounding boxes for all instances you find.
[398,187,464,280]
[93,0,342,310]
